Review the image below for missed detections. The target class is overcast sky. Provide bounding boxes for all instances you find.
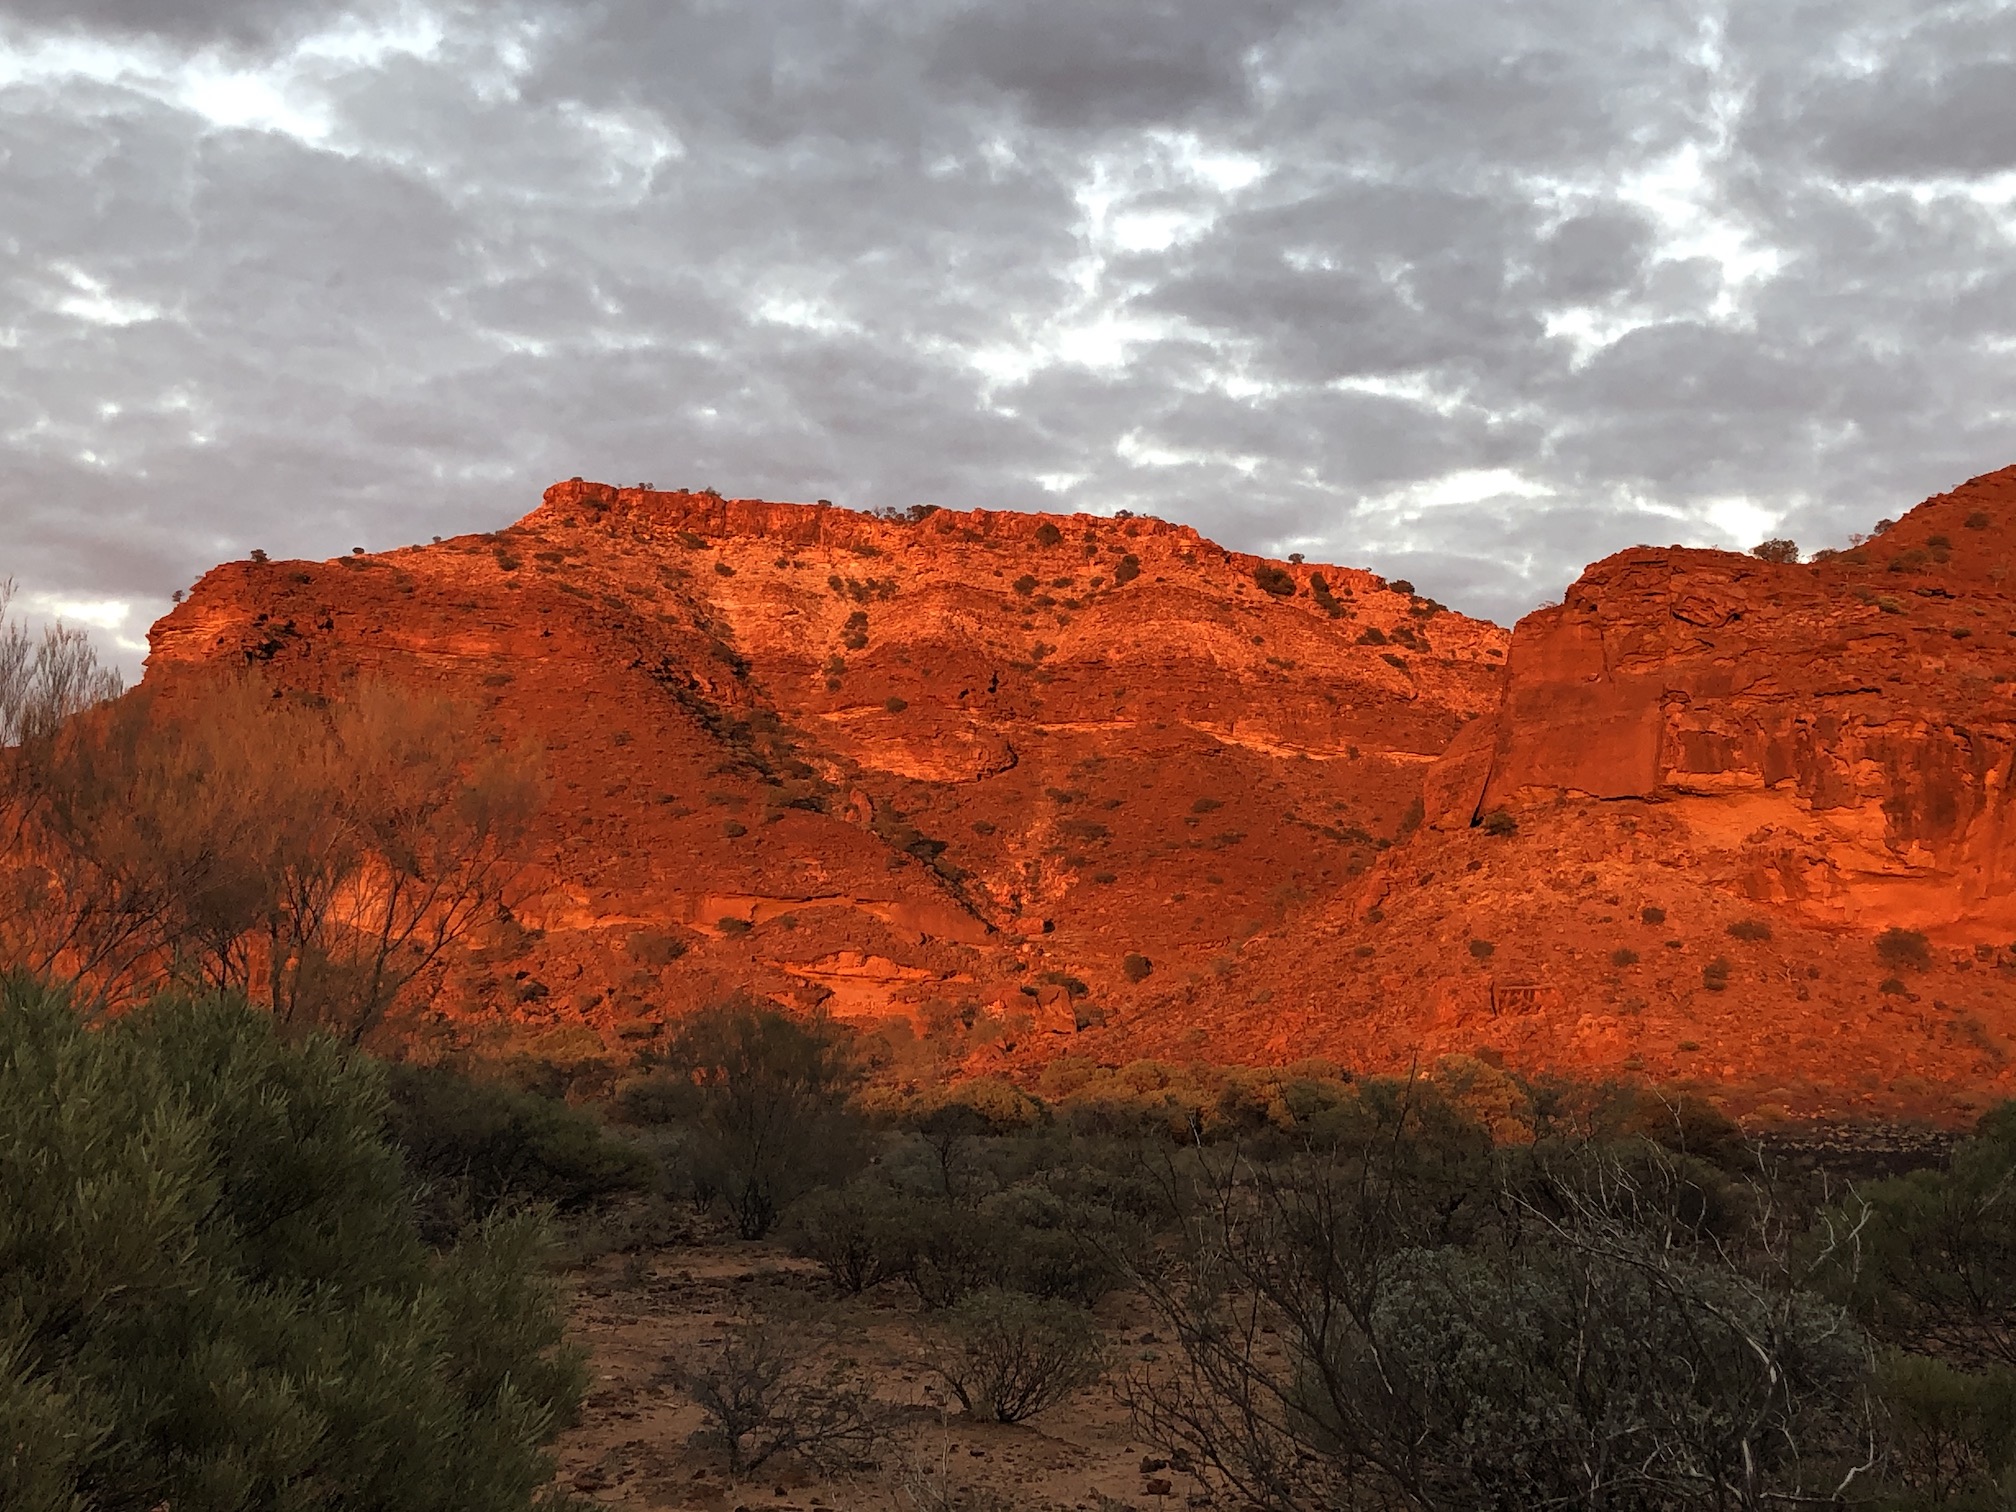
[2,0,2013,672]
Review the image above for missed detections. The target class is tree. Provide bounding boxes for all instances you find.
[656,1000,864,1238]
[0,972,582,1511]
[0,671,542,1041]
[1753,539,1801,564]
[0,579,123,747]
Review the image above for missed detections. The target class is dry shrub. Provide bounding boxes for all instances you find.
[672,1315,884,1477]
[926,1289,1106,1423]
[2,663,541,1041]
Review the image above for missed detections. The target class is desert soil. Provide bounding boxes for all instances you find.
[551,1245,1200,1512]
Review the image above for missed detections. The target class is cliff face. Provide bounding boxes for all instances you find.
[146,469,2016,1119]
[148,480,1505,1072]
[1435,466,2016,937]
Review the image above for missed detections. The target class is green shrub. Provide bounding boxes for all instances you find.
[1751,539,1799,564]
[655,1001,865,1238]
[383,1063,652,1240]
[785,1182,909,1294]
[927,1289,1105,1423]
[0,974,582,1511]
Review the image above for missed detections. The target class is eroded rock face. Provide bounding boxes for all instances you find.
[141,468,2016,1119]
[1435,466,2016,938]
[147,481,1504,1064]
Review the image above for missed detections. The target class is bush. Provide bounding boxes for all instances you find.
[1122,953,1153,983]
[1727,917,1773,942]
[1480,808,1517,837]
[1012,574,1038,596]
[927,1289,1105,1423]
[383,1063,653,1241]
[1826,1102,2016,1371]
[785,1182,908,1294]
[1611,948,1640,967]
[1752,539,1800,563]
[1877,927,1933,972]
[1034,522,1062,548]
[1702,956,1731,991]
[1641,906,1667,925]
[0,974,582,1511]
[675,1317,881,1476]
[1113,553,1141,584]
[1252,564,1296,597]
[1468,939,1495,960]
[626,928,689,965]
[655,1001,865,1238]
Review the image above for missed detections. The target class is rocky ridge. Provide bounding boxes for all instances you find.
[146,468,2016,1118]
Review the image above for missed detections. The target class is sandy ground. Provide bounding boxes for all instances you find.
[550,1242,1210,1512]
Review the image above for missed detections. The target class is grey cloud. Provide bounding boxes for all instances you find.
[2,0,2014,677]
[0,0,376,50]
[929,0,1316,131]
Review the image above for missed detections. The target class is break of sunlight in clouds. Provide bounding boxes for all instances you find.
[2,0,2014,674]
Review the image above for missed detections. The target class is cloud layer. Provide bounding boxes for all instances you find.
[2,0,2013,666]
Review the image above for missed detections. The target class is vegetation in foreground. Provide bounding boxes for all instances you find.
[6,586,2015,1511]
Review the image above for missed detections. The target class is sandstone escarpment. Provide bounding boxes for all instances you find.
[148,481,1505,1071]
[1432,465,2016,939]
[143,468,2016,1119]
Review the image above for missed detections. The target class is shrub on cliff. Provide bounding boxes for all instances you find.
[1752,539,1800,563]
[1113,554,1142,584]
[1877,927,1933,972]
[0,973,582,1511]
[1252,564,1296,597]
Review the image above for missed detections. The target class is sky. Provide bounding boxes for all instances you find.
[1,0,2013,674]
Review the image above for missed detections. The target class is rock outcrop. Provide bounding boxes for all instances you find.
[144,467,2016,1120]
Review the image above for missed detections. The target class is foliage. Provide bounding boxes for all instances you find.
[649,1000,865,1238]
[0,972,581,1512]
[927,1289,1106,1423]
[384,1062,655,1243]
[1753,539,1801,563]
[1480,807,1517,837]
[1123,1119,1872,1512]
[1,670,542,1042]
[0,580,123,748]
[1877,927,1934,972]
[1821,1103,2016,1371]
